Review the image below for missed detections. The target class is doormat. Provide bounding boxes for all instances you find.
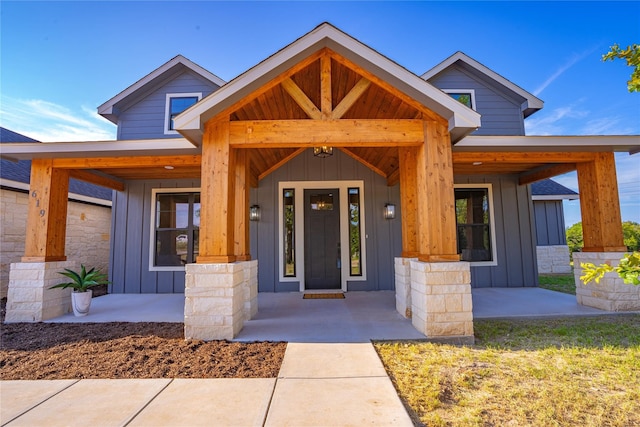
[303,293,345,299]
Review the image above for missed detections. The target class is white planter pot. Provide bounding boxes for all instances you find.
[72,290,93,316]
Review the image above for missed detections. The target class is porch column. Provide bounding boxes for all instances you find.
[6,159,76,322]
[185,117,245,340]
[398,120,473,341]
[573,153,637,310]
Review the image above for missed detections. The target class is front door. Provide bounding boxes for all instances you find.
[304,189,341,289]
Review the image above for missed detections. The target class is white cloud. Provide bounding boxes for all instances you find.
[0,96,115,142]
[533,46,599,97]
[524,103,589,135]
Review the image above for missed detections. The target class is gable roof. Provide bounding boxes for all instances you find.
[0,127,113,204]
[98,54,226,124]
[531,179,579,200]
[174,23,482,144]
[422,51,544,118]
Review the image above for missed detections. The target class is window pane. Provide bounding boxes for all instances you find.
[156,229,188,266]
[455,189,492,262]
[168,96,198,130]
[156,193,191,228]
[309,193,334,210]
[283,189,295,277]
[448,93,472,109]
[348,188,362,276]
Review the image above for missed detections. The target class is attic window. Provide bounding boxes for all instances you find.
[444,90,476,110]
[164,93,201,134]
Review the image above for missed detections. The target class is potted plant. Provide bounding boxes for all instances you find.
[50,265,110,316]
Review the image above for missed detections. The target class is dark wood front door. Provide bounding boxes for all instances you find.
[304,189,341,290]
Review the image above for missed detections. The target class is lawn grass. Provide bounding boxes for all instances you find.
[375,315,640,427]
[538,273,576,294]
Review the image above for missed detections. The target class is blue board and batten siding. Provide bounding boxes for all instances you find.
[428,66,526,136]
[534,200,567,246]
[109,179,200,294]
[116,71,220,140]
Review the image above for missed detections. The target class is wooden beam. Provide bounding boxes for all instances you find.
[518,163,577,185]
[281,78,322,120]
[320,55,332,119]
[229,119,424,147]
[234,149,251,261]
[453,152,596,164]
[197,118,236,263]
[398,147,419,257]
[68,169,125,191]
[331,77,371,119]
[576,152,626,252]
[53,155,201,169]
[257,148,306,181]
[386,167,400,186]
[416,120,459,262]
[22,159,69,262]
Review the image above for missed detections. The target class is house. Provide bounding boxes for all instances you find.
[2,24,638,339]
[0,127,113,299]
[531,179,579,274]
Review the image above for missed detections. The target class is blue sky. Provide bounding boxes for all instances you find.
[1,1,638,226]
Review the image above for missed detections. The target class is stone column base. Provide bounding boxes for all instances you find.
[184,261,257,340]
[409,260,474,343]
[6,260,77,322]
[574,252,640,311]
[394,257,416,319]
[243,260,258,321]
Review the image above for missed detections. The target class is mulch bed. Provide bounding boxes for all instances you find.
[0,298,286,380]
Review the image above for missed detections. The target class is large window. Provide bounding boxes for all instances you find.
[164,93,201,134]
[455,186,496,264]
[151,190,200,269]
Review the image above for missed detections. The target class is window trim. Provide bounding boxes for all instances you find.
[149,187,201,271]
[278,180,367,291]
[443,89,476,110]
[164,93,202,135]
[454,183,498,267]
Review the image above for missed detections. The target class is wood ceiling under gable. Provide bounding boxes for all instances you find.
[226,50,427,184]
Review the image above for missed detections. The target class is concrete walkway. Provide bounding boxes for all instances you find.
[1,343,413,426]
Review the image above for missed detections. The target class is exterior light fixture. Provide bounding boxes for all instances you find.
[313,146,333,158]
[164,165,175,170]
[472,161,483,166]
[249,205,261,221]
[384,203,396,220]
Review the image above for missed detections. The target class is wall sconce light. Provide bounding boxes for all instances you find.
[384,203,396,220]
[313,146,333,158]
[249,205,261,221]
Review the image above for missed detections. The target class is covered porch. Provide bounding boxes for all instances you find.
[42,289,622,342]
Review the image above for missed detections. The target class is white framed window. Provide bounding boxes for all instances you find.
[444,89,476,110]
[278,180,367,291]
[149,188,201,271]
[164,92,202,134]
[454,184,497,266]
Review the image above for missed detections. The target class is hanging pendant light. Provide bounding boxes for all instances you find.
[313,146,333,158]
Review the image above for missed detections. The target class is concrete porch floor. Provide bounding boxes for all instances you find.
[44,288,619,342]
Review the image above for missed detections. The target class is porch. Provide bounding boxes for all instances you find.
[44,289,617,342]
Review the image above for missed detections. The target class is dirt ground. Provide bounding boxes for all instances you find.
[0,298,286,380]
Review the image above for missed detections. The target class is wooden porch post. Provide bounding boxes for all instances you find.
[576,152,626,252]
[234,149,251,261]
[415,120,459,262]
[197,117,237,263]
[398,147,419,257]
[22,159,69,262]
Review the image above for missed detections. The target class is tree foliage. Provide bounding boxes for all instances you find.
[580,251,640,286]
[603,43,640,92]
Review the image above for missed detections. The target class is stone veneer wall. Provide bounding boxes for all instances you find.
[536,245,572,274]
[184,261,258,341]
[573,252,640,311]
[396,258,474,342]
[5,260,77,322]
[0,189,111,298]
